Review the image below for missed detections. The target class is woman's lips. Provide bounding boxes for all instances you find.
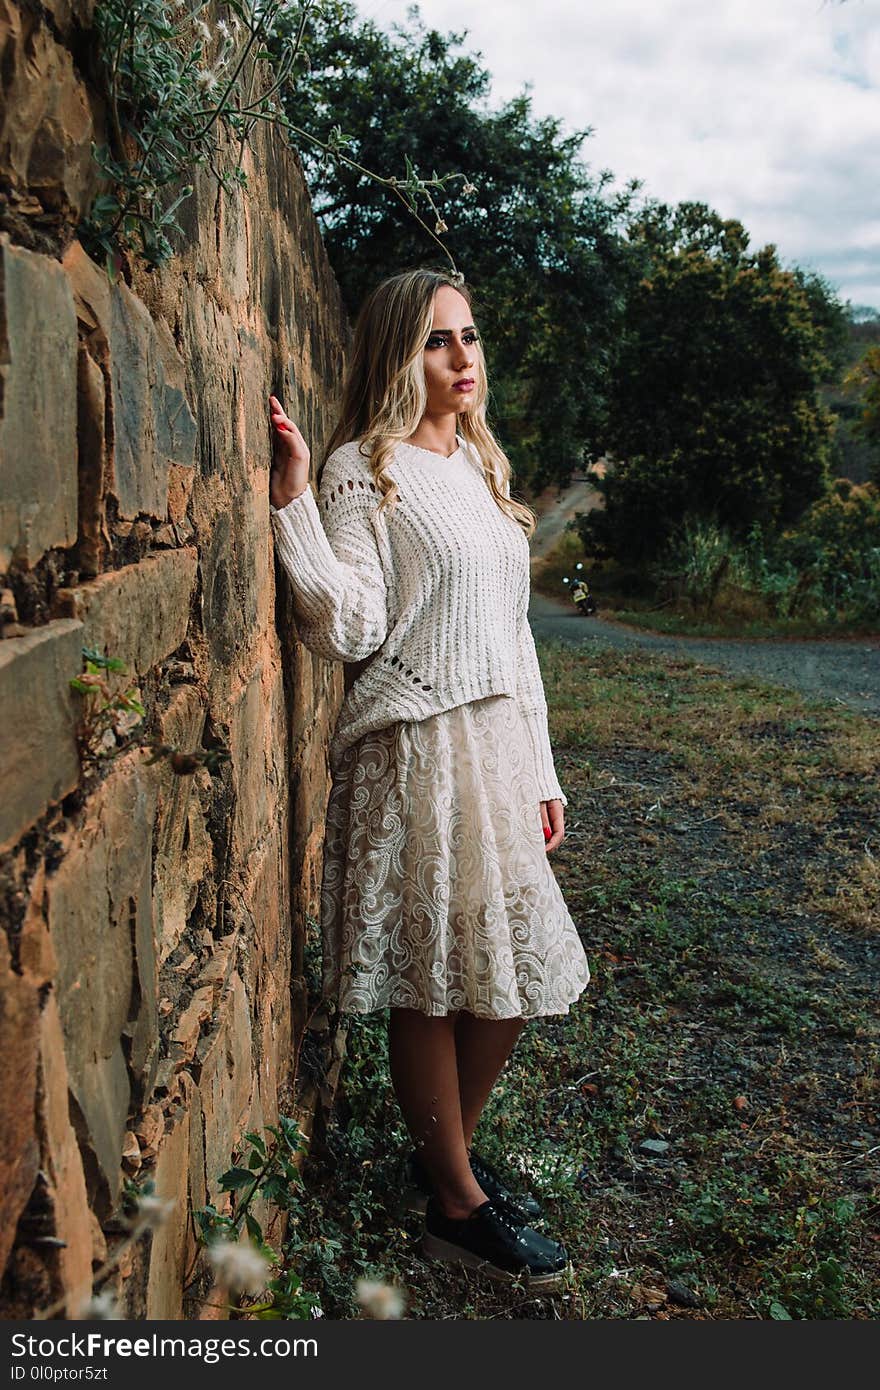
[453,380,474,392]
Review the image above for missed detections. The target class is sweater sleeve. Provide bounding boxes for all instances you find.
[515,614,568,806]
[496,463,567,806]
[269,449,389,663]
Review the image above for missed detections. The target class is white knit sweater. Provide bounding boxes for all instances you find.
[269,435,567,804]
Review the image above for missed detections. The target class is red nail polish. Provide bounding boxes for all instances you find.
[543,825,552,841]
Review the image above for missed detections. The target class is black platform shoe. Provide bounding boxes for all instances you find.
[421,1195,569,1289]
[404,1148,543,1223]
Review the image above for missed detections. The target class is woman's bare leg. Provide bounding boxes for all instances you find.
[454,1012,528,1149]
[387,1008,487,1219]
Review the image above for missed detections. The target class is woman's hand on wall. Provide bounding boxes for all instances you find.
[541,799,565,852]
[269,395,311,509]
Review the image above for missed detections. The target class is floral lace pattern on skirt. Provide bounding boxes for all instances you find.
[320,693,591,1019]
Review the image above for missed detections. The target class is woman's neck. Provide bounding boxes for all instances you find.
[405,414,460,459]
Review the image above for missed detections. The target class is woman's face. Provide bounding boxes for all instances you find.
[421,285,480,416]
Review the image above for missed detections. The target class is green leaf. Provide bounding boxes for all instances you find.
[768,1301,792,1320]
[219,1166,255,1191]
[83,648,127,672]
[259,1174,287,1203]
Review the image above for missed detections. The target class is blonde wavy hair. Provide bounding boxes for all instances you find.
[321,269,537,539]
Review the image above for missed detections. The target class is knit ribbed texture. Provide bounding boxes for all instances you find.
[269,435,567,804]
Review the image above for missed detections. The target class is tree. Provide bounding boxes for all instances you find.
[844,346,880,485]
[581,202,843,565]
[276,1,638,487]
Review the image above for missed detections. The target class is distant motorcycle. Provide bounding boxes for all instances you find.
[571,579,597,616]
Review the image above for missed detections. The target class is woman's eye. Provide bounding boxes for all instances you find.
[426,332,480,349]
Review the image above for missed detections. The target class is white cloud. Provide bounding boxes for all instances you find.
[356,0,880,307]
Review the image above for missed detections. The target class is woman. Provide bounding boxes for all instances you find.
[267,268,590,1290]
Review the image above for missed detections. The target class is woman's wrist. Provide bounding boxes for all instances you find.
[270,485,310,511]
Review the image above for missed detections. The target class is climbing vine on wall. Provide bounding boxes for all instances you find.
[82,0,470,275]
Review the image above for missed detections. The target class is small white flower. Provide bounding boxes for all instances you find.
[216,19,232,41]
[76,1291,120,1320]
[134,1194,176,1231]
[355,1278,406,1320]
[208,1238,270,1295]
[196,69,221,96]
[434,219,448,235]
[195,17,211,43]
[462,182,477,195]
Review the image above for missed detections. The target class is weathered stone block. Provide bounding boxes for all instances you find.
[236,825,289,1123]
[180,1072,206,1223]
[230,661,279,860]
[152,314,198,480]
[62,246,196,522]
[36,994,94,1317]
[0,3,95,228]
[0,939,40,1278]
[46,754,159,1205]
[75,345,106,579]
[109,284,161,519]
[167,464,195,525]
[241,825,288,1021]
[0,238,78,569]
[40,0,96,39]
[153,685,211,964]
[145,1109,189,1321]
[63,548,198,678]
[216,183,249,307]
[173,985,214,1061]
[0,618,82,852]
[180,285,240,484]
[288,641,315,748]
[198,972,253,1201]
[62,239,111,352]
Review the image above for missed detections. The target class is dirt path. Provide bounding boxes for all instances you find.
[528,475,602,559]
[526,480,880,718]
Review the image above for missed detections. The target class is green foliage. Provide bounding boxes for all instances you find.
[278,0,638,488]
[638,479,880,629]
[85,0,466,276]
[281,1011,411,1317]
[193,1116,321,1320]
[773,478,880,620]
[69,646,146,761]
[821,307,880,486]
[844,345,880,483]
[582,202,845,563]
[84,0,256,270]
[675,1170,856,1318]
[656,515,734,614]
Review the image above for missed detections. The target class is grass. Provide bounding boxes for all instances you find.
[286,640,879,1320]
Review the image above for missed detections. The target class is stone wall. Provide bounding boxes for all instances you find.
[0,0,349,1317]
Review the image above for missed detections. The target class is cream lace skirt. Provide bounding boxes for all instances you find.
[319,693,591,1019]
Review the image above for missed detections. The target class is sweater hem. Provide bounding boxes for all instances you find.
[328,673,520,762]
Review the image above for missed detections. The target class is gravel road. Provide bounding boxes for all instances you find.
[527,478,880,718]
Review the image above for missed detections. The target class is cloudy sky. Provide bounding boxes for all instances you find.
[355,0,880,311]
